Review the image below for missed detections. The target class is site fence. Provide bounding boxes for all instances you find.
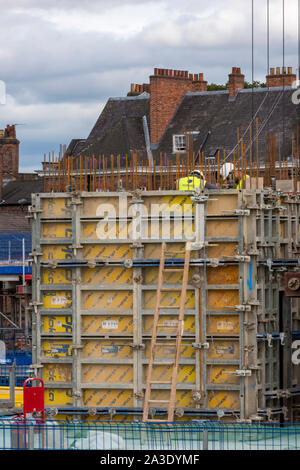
[0,364,32,387]
[0,234,31,263]
[0,420,299,450]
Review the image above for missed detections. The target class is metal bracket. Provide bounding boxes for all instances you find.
[192,342,210,350]
[280,333,286,346]
[130,343,145,350]
[30,301,43,313]
[235,209,250,216]
[235,304,252,312]
[267,334,273,348]
[235,369,252,377]
[234,255,251,262]
[124,259,133,269]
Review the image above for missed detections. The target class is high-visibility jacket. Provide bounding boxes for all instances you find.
[177,176,206,191]
[236,175,250,190]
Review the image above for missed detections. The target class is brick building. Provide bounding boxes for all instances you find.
[66,65,298,167]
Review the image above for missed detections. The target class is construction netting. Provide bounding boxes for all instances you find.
[0,420,299,450]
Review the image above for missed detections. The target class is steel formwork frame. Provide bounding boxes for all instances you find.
[29,188,300,422]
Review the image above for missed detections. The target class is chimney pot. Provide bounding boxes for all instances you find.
[270,67,275,76]
[276,67,281,75]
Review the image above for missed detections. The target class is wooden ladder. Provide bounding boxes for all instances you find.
[143,241,191,422]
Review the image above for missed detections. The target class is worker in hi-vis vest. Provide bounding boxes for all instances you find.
[177,170,217,190]
[220,163,250,189]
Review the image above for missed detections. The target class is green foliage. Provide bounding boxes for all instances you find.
[207,81,267,91]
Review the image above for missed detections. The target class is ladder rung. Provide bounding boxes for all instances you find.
[158,305,179,309]
[148,400,170,404]
[163,268,184,272]
[165,251,186,255]
[150,381,172,384]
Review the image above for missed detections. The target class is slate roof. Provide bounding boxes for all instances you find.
[1,179,43,205]
[157,87,298,164]
[71,86,298,165]
[73,93,150,166]
[0,211,31,231]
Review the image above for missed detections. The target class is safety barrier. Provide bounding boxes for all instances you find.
[0,421,299,450]
[0,233,31,263]
[0,364,32,387]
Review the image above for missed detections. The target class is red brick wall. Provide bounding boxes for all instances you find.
[149,68,207,145]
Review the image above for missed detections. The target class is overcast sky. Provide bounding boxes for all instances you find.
[0,0,298,172]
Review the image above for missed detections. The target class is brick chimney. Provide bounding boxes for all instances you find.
[149,68,207,145]
[228,67,245,99]
[266,67,296,88]
[127,83,151,97]
[0,124,20,180]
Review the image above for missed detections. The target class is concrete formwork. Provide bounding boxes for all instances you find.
[30,189,300,422]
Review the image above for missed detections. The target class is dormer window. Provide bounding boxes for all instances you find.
[173,135,187,153]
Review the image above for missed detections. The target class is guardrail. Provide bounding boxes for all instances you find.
[0,421,299,450]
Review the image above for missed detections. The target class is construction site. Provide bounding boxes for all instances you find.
[0,2,300,452]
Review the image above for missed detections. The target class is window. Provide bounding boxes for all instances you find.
[172,132,200,153]
[173,135,186,153]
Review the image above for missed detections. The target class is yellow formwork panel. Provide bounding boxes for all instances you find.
[143,267,194,285]
[143,194,193,213]
[207,289,239,310]
[82,267,132,285]
[206,194,239,216]
[42,245,73,261]
[206,242,238,259]
[42,268,73,284]
[82,340,133,359]
[207,390,240,410]
[42,222,72,239]
[41,198,72,218]
[45,388,72,406]
[43,291,72,309]
[144,243,197,259]
[43,316,72,334]
[206,266,239,285]
[145,389,196,408]
[207,365,240,385]
[82,221,128,240]
[144,365,196,384]
[82,316,133,335]
[82,244,132,260]
[81,196,120,217]
[144,290,195,309]
[207,340,240,361]
[81,291,133,310]
[143,316,195,335]
[0,387,23,408]
[207,315,240,336]
[206,219,239,239]
[144,341,195,359]
[43,364,72,383]
[82,365,133,384]
[42,340,72,357]
[84,389,133,407]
